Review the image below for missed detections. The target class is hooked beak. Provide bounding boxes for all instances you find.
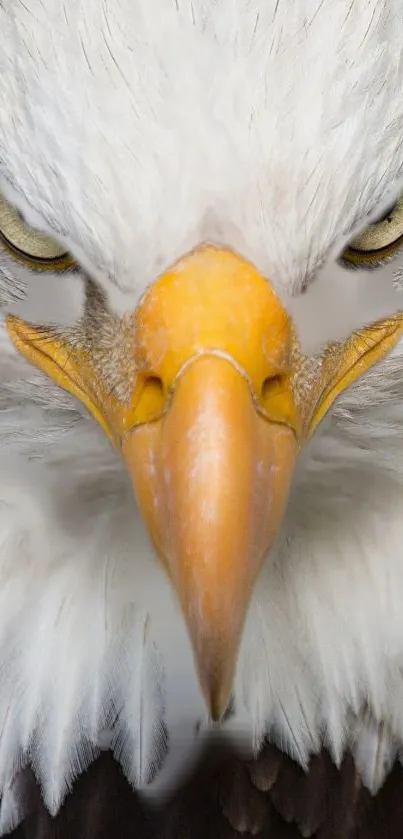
[8,246,403,719]
[124,357,297,718]
[122,247,299,718]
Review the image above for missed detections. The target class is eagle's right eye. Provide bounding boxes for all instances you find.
[341,195,403,269]
[0,194,75,271]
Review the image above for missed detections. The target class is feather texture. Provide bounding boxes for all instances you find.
[1,0,403,313]
[1,0,403,831]
[7,745,403,839]
[0,320,400,829]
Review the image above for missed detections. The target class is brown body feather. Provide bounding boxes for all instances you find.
[9,743,403,839]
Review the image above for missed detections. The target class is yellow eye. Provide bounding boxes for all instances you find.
[342,196,403,267]
[0,194,75,271]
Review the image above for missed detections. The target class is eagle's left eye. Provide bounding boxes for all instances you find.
[342,196,403,268]
[0,195,75,271]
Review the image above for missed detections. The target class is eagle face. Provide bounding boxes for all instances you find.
[0,0,403,828]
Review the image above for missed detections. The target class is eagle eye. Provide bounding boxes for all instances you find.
[0,194,75,271]
[342,195,403,268]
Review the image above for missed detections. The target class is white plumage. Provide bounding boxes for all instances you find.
[0,1,403,834]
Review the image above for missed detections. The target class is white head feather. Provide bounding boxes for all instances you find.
[0,0,402,833]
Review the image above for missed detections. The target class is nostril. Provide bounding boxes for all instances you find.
[146,375,164,396]
[261,374,285,402]
[134,375,166,424]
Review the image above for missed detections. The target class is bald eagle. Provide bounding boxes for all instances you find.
[1,0,403,836]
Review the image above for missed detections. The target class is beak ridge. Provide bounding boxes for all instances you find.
[123,355,297,718]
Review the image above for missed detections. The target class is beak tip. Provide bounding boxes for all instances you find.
[209,696,231,724]
[199,664,234,723]
[207,691,230,724]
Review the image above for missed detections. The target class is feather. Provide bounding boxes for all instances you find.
[0,325,401,828]
[6,745,403,839]
[2,0,403,832]
[1,0,403,308]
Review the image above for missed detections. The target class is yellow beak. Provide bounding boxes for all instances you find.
[122,247,299,717]
[125,357,297,717]
[7,246,403,719]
